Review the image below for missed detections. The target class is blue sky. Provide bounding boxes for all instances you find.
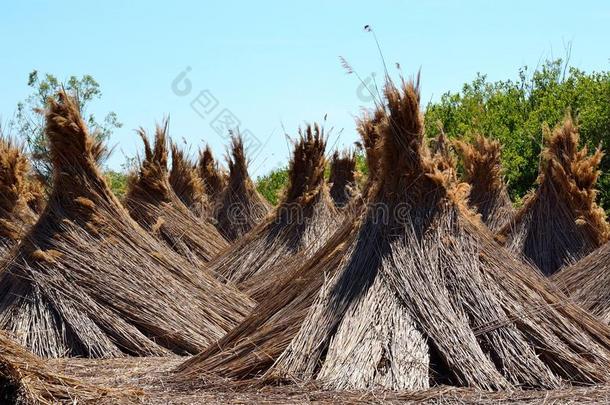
[1,1,609,177]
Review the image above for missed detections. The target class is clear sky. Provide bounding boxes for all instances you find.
[1,1,609,177]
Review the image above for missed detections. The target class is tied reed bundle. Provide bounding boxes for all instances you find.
[125,123,228,265]
[177,77,610,391]
[329,150,358,209]
[213,135,271,241]
[0,138,39,254]
[499,117,609,275]
[208,125,341,301]
[0,92,254,358]
[455,135,514,232]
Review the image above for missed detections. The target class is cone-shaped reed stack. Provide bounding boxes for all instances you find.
[329,150,358,209]
[554,240,610,324]
[498,117,609,275]
[356,108,384,190]
[0,138,38,255]
[214,135,271,241]
[24,174,46,215]
[177,78,610,391]
[429,130,457,175]
[198,144,227,204]
[0,92,254,358]
[209,125,340,300]
[125,123,228,265]
[169,142,209,217]
[455,135,514,232]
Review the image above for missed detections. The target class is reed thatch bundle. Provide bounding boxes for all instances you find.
[553,240,610,324]
[208,125,340,300]
[0,331,134,404]
[24,174,46,216]
[429,131,457,175]
[198,144,227,204]
[329,150,358,209]
[455,135,514,233]
[0,92,254,358]
[125,123,228,265]
[169,143,209,217]
[0,138,38,255]
[498,117,609,276]
[356,108,384,188]
[177,78,610,391]
[214,135,272,241]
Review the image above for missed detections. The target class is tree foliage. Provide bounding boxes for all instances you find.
[256,166,289,205]
[15,70,122,181]
[105,170,130,200]
[425,59,610,213]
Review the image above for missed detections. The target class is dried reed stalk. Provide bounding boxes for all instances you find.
[214,135,271,241]
[455,135,514,232]
[125,124,227,265]
[498,117,609,275]
[0,317,139,403]
[169,142,210,217]
[0,138,38,255]
[0,92,254,358]
[554,240,610,324]
[198,144,227,204]
[208,125,340,301]
[329,150,358,209]
[177,78,610,391]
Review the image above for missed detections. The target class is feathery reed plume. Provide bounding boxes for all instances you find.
[498,116,609,275]
[214,134,271,241]
[0,331,137,404]
[329,150,358,209]
[177,77,610,391]
[356,107,384,189]
[429,130,456,175]
[455,135,514,232]
[0,138,38,254]
[169,142,210,216]
[125,123,228,265]
[198,144,227,203]
[207,125,340,301]
[24,173,46,215]
[0,91,254,358]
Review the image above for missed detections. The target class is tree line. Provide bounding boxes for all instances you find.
[9,59,610,213]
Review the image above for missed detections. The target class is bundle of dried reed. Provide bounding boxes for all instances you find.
[455,135,514,232]
[125,124,227,265]
[208,125,340,300]
[329,150,358,209]
[213,135,271,241]
[0,92,254,358]
[0,331,137,404]
[0,138,39,255]
[198,144,227,204]
[177,78,610,391]
[554,240,610,324]
[169,142,210,217]
[498,117,609,275]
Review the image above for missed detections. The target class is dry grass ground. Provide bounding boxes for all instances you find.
[46,356,610,404]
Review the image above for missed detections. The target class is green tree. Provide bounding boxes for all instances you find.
[256,167,289,205]
[105,170,130,200]
[16,70,122,182]
[425,59,610,214]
